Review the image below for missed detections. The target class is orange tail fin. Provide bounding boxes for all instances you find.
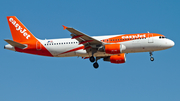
[7,16,37,43]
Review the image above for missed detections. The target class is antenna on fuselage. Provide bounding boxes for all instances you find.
[147,31,150,33]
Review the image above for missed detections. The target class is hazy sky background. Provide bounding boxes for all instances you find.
[0,0,179,101]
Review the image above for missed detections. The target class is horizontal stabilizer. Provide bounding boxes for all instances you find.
[4,39,27,49]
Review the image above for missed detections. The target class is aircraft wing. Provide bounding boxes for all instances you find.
[63,25,104,50]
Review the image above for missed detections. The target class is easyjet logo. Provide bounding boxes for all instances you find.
[9,18,30,39]
[122,34,146,39]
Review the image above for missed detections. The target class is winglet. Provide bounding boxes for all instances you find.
[62,25,67,30]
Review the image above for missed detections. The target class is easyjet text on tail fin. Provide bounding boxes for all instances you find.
[7,16,37,43]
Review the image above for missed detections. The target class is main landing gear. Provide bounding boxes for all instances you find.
[93,62,99,69]
[89,56,100,69]
[149,51,154,61]
[89,56,95,62]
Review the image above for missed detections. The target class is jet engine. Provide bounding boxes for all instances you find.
[103,44,126,54]
[103,53,126,64]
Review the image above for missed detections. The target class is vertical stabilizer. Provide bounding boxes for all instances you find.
[7,16,37,43]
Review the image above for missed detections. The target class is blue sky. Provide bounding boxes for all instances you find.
[0,0,179,101]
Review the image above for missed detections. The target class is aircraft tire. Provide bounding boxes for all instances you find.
[150,57,154,61]
[93,62,99,69]
[89,56,95,62]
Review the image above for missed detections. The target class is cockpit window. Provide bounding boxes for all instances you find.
[159,36,166,39]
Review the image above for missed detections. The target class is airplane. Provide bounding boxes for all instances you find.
[4,16,175,69]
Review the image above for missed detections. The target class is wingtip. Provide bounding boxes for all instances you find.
[62,25,67,30]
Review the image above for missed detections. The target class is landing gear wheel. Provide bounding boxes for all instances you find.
[93,62,99,69]
[89,56,95,62]
[149,51,154,61]
[150,57,154,61]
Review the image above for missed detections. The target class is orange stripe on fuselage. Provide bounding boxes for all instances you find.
[59,46,84,55]
[102,33,163,43]
[15,40,53,57]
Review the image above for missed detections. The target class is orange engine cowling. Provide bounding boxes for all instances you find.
[103,53,126,64]
[104,44,126,54]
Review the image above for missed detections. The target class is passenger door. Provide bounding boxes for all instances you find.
[36,41,41,50]
[148,33,154,43]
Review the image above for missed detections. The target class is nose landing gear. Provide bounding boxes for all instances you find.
[150,57,154,61]
[149,51,154,61]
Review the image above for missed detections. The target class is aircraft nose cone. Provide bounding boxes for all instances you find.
[169,40,175,47]
[166,40,175,48]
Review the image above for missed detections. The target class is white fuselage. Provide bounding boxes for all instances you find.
[38,35,174,57]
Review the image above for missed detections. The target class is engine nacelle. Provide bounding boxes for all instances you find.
[104,44,126,54]
[103,53,126,64]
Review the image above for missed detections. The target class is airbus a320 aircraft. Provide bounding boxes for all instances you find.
[4,16,175,68]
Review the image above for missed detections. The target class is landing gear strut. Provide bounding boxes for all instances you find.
[149,51,154,61]
[89,50,100,69]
